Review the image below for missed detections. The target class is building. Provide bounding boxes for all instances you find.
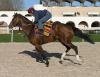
[0,4,100,34]
[0,11,33,34]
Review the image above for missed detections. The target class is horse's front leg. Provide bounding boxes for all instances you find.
[35,45,49,67]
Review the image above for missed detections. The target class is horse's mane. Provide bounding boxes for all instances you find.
[14,13,33,24]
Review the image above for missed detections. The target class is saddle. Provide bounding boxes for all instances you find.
[33,21,53,36]
[43,21,53,36]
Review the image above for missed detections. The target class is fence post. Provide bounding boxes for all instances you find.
[11,28,13,42]
[82,30,84,42]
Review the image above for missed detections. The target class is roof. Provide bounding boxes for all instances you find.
[87,12,100,15]
[62,0,99,3]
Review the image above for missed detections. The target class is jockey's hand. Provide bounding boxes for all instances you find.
[34,24,39,33]
[34,21,38,24]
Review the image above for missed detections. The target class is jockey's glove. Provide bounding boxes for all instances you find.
[34,21,38,24]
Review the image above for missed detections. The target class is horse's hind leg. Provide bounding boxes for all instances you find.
[60,45,71,64]
[60,42,82,63]
[70,43,82,62]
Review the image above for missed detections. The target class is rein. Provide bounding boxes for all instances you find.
[28,24,39,36]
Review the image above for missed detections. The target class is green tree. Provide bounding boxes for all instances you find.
[75,0,86,6]
[12,0,24,10]
[62,0,74,6]
[87,0,98,6]
[40,0,64,6]
[0,0,23,11]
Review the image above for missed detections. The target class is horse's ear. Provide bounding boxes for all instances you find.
[13,13,18,17]
[14,13,18,15]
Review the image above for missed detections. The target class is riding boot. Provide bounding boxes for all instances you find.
[39,29,44,34]
[40,29,43,32]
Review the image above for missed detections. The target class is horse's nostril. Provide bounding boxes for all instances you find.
[9,23,13,29]
[9,25,12,28]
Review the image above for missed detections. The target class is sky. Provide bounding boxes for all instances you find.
[23,0,40,9]
[23,0,100,10]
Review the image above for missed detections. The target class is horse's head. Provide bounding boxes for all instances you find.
[9,13,22,29]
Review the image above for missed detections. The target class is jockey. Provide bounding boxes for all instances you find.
[27,7,52,31]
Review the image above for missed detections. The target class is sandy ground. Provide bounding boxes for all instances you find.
[0,42,100,77]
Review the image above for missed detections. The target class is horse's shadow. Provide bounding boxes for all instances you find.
[19,50,61,61]
[19,50,81,65]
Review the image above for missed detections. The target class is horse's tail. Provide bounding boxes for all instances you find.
[66,21,95,44]
[74,28,95,44]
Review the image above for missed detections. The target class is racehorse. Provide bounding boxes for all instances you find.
[9,13,94,67]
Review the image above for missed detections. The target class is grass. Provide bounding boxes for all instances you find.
[89,34,100,42]
[0,31,100,42]
[0,34,11,42]
[0,31,28,42]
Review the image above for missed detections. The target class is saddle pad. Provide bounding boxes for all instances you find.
[44,21,53,36]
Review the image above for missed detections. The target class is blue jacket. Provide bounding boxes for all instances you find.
[33,10,48,23]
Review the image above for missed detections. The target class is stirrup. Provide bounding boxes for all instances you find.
[39,29,43,32]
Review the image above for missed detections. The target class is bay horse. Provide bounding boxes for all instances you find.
[9,13,94,67]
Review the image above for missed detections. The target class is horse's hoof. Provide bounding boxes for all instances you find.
[59,61,63,64]
[78,60,83,65]
[33,49,36,51]
[45,62,49,67]
[39,60,45,63]
[36,59,39,62]
[77,57,84,65]
[36,58,45,63]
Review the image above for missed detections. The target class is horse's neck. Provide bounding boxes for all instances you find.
[20,18,33,36]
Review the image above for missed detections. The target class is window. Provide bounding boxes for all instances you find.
[79,21,88,27]
[63,12,76,16]
[87,12,99,17]
[1,14,8,17]
[91,21,100,27]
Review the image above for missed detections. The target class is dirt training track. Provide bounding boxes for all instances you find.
[0,42,100,77]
